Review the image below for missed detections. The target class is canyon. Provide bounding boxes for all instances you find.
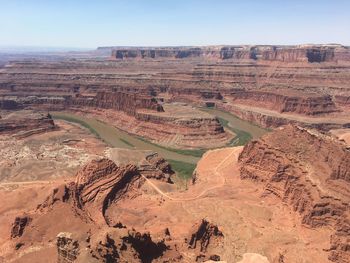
[1,44,350,134]
[0,44,350,263]
[1,125,349,262]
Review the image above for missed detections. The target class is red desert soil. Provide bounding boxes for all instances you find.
[3,124,348,262]
[330,128,350,145]
[0,118,106,183]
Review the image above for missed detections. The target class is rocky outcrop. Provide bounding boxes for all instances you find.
[229,89,338,115]
[0,112,56,138]
[10,216,31,238]
[55,218,179,263]
[93,91,164,114]
[38,157,176,225]
[120,230,168,262]
[238,125,350,262]
[75,159,142,224]
[56,232,80,263]
[71,159,142,223]
[37,159,143,225]
[90,233,120,262]
[188,219,223,253]
[18,157,184,262]
[186,219,224,262]
[87,228,178,263]
[138,153,174,183]
[217,102,350,130]
[112,47,204,59]
[257,46,338,63]
[4,91,164,117]
[329,219,350,263]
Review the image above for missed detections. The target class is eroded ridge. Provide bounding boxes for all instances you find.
[238,125,350,262]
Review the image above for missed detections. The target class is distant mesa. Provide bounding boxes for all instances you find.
[107,44,350,63]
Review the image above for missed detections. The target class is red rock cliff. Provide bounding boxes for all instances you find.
[111,45,350,63]
[238,125,350,262]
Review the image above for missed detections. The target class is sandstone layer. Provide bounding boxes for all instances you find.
[1,143,343,262]
[1,44,349,131]
[0,92,232,149]
[239,125,350,262]
[0,110,56,138]
[111,45,350,63]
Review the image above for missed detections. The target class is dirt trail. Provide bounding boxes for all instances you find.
[0,180,55,186]
[142,148,239,201]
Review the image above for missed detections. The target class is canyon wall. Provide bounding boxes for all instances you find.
[0,91,164,117]
[0,112,56,138]
[238,125,350,262]
[228,89,338,115]
[0,44,350,132]
[111,45,350,63]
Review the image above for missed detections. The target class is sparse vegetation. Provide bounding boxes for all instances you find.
[137,137,206,157]
[52,113,106,143]
[167,159,196,180]
[119,138,134,147]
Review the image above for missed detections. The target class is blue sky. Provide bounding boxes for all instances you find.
[0,0,349,48]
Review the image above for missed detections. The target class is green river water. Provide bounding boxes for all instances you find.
[51,108,267,169]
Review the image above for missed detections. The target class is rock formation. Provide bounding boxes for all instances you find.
[3,140,348,262]
[1,44,350,131]
[188,219,223,253]
[1,91,163,117]
[0,92,231,149]
[110,45,350,63]
[238,125,350,262]
[0,111,56,138]
[39,158,143,225]
[229,89,338,115]
[10,216,31,238]
[10,157,184,263]
[57,232,80,263]
[87,228,177,263]
[187,219,224,262]
[1,44,350,262]
[138,152,174,183]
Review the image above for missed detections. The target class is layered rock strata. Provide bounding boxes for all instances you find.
[1,44,350,130]
[39,158,143,224]
[228,89,338,115]
[138,152,174,183]
[111,45,350,63]
[9,158,187,262]
[0,91,163,116]
[0,111,56,138]
[0,91,232,149]
[238,125,350,262]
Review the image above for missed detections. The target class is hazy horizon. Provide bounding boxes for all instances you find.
[1,0,350,48]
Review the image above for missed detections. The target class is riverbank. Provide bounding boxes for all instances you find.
[51,109,268,180]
